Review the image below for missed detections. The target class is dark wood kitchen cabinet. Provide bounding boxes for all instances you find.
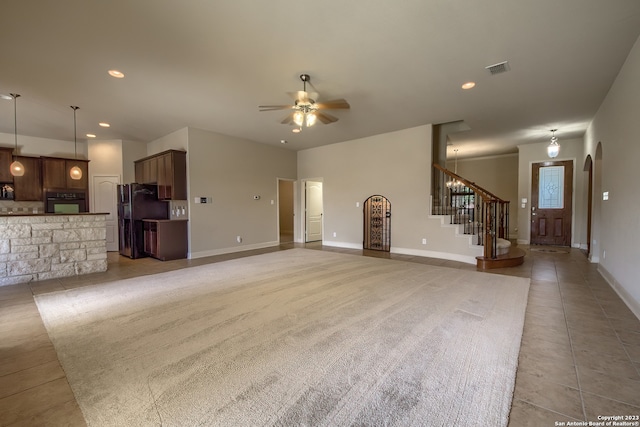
[143,156,158,184]
[157,151,186,200]
[42,157,66,189]
[143,219,188,261]
[0,147,14,182]
[135,155,157,184]
[12,156,42,201]
[134,150,186,200]
[41,157,89,190]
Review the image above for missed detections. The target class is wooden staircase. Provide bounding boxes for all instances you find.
[432,163,525,270]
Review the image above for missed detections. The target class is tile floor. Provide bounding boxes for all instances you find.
[0,244,638,426]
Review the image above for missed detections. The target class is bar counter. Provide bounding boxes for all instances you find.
[0,212,108,286]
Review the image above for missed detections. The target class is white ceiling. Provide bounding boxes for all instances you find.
[1,0,639,158]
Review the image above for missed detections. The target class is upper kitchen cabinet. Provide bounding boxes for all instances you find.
[134,150,186,200]
[135,155,157,184]
[13,156,42,201]
[41,157,89,190]
[158,150,186,200]
[0,147,14,183]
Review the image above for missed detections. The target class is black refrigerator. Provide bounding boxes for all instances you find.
[117,183,168,259]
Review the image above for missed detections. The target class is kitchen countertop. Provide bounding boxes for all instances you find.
[0,212,108,217]
[142,218,188,222]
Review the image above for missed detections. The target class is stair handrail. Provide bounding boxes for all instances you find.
[433,163,505,203]
[432,163,510,259]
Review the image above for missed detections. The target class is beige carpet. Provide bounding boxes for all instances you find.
[35,249,530,426]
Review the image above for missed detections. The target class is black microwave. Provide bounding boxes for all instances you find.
[45,191,87,214]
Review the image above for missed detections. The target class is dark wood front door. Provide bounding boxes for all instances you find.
[531,160,573,246]
[363,195,391,251]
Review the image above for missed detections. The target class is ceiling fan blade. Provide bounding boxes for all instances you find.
[286,91,307,102]
[315,111,339,124]
[315,99,350,109]
[258,104,292,111]
[280,112,295,124]
[287,91,319,103]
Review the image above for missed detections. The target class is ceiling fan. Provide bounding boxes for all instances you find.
[258,74,350,131]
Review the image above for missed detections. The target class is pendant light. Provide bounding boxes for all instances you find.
[9,93,25,177]
[547,129,560,158]
[69,106,82,180]
[446,148,463,189]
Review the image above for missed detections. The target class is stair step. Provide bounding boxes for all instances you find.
[476,246,525,270]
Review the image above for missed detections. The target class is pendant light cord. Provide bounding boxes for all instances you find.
[10,93,20,155]
[71,106,79,159]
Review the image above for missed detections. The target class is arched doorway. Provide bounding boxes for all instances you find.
[583,155,593,256]
[591,142,603,262]
[363,195,391,251]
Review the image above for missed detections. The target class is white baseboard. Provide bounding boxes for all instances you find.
[517,239,530,245]
[598,264,640,321]
[189,241,280,259]
[321,241,362,250]
[321,241,478,265]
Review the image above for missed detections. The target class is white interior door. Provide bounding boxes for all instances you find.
[305,180,323,242]
[92,175,120,251]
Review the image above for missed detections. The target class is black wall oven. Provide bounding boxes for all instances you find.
[45,191,87,214]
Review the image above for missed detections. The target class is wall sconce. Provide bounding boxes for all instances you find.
[547,129,560,158]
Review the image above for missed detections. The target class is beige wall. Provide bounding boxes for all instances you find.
[121,140,147,183]
[298,126,431,249]
[186,128,297,257]
[87,140,123,179]
[447,154,519,236]
[516,138,586,247]
[0,132,88,159]
[584,35,640,316]
[147,127,188,156]
[297,124,481,262]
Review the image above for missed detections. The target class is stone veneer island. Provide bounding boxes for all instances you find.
[0,213,108,286]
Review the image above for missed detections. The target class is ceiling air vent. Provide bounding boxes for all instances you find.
[485,61,511,75]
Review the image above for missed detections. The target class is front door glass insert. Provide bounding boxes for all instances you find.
[538,166,564,209]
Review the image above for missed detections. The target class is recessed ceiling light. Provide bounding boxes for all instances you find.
[99,122,110,127]
[461,82,476,90]
[108,70,125,78]
[280,139,288,144]
[0,94,13,100]
[86,133,97,138]
[292,128,301,133]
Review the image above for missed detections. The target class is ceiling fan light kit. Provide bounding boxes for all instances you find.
[259,74,350,131]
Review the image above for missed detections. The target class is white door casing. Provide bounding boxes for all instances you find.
[92,175,120,251]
